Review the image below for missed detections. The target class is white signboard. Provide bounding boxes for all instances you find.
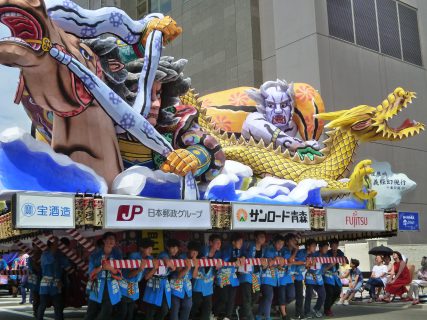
[13,192,75,229]
[326,208,385,231]
[104,196,211,230]
[232,203,310,230]
[370,161,416,209]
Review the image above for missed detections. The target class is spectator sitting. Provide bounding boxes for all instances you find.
[404,256,427,305]
[365,255,388,302]
[339,257,351,286]
[337,259,363,305]
[382,251,411,302]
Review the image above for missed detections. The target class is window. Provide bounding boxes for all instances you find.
[399,3,422,66]
[137,0,149,19]
[328,0,354,43]
[353,0,379,51]
[150,0,171,13]
[327,0,422,66]
[377,0,401,59]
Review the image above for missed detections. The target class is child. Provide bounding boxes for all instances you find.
[190,234,222,320]
[170,240,201,320]
[214,233,245,320]
[304,240,327,319]
[339,258,351,287]
[339,259,363,305]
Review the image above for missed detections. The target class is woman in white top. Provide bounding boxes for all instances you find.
[365,255,388,302]
[405,256,427,305]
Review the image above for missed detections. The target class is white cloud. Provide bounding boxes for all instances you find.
[0,25,32,133]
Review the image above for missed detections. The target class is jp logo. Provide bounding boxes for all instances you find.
[117,205,143,221]
[21,203,36,217]
[236,209,248,222]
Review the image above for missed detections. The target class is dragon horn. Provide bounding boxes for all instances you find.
[246,88,265,105]
[315,110,347,121]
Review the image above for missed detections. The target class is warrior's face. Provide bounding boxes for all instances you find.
[147,81,162,126]
[264,88,293,128]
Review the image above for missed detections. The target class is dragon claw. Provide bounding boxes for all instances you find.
[296,147,323,161]
[349,160,377,200]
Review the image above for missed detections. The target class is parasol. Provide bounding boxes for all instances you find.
[368,245,393,256]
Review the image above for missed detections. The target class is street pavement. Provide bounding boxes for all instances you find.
[0,289,86,319]
[0,289,425,319]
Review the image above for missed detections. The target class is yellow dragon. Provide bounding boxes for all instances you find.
[182,87,424,200]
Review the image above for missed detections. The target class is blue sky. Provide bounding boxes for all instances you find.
[0,25,32,132]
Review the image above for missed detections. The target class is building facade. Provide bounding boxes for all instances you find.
[165,0,427,245]
[76,0,426,244]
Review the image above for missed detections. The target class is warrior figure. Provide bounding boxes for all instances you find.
[243,80,321,154]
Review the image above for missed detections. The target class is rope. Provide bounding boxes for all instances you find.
[107,256,346,269]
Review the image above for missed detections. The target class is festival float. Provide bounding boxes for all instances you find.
[0,0,423,304]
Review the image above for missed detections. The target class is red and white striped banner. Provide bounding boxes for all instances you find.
[45,234,88,272]
[66,229,96,253]
[44,234,88,293]
[0,270,29,276]
[107,256,345,269]
[315,257,346,264]
[32,237,48,252]
[13,241,32,256]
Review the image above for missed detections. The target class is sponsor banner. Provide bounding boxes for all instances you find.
[326,208,385,231]
[13,192,75,229]
[231,203,310,230]
[104,196,211,230]
[370,161,416,209]
[142,230,164,255]
[398,212,419,231]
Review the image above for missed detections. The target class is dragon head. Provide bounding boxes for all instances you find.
[316,87,425,141]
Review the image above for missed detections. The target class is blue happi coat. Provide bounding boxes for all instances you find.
[119,251,145,301]
[170,253,193,299]
[193,246,220,296]
[305,251,324,286]
[260,246,283,287]
[279,247,294,285]
[39,251,70,296]
[9,257,20,281]
[0,259,7,271]
[239,242,266,284]
[143,251,171,307]
[292,249,307,282]
[88,248,122,305]
[216,246,240,288]
[27,257,41,292]
[323,249,344,286]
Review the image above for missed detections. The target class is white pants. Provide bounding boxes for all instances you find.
[408,280,427,299]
